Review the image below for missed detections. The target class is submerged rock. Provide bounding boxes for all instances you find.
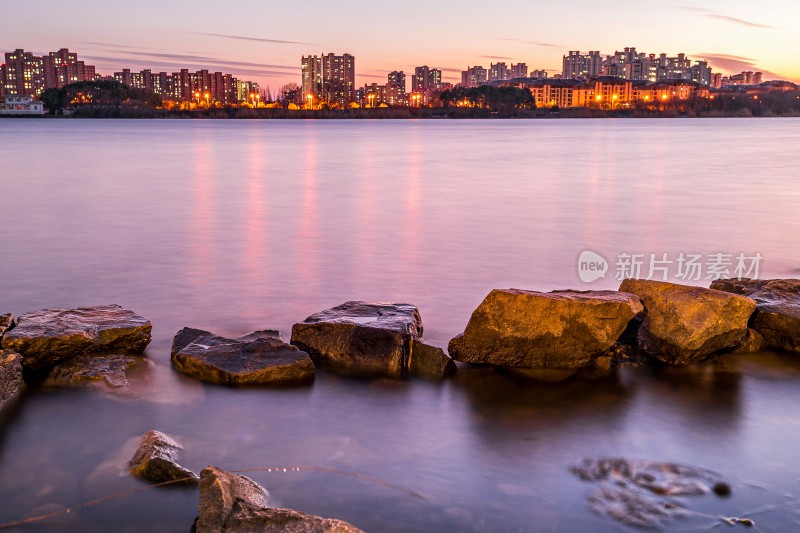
[0,350,23,413]
[291,301,423,378]
[195,466,364,533]
[711,278,800,353]
[448,289,643,368]
[619,280,756,365]
[1,305,151,374]
[409,340,456,380]
[129,430,199,485]
[44,353,143,390]
[572,458,727,530]
[171,328,314,386]
[0,313,13,339]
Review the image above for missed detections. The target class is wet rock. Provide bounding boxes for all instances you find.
[409,340,456,380]
[44,353,143,390]
[448,289,643,368]
[0,313,13,339]
[171,328,314,386]
[731,329,766,354]
[572,458,725,529]
[129,430,199,485]
[0,350,23,412]
[196,466,364,533]
[291,301,423,378]
[1,305,152,375]
[619,280,756,365]
[711,278,800,353]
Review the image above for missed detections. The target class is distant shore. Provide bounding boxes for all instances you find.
[5,107,799,119]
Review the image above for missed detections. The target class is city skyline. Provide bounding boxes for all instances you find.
[1,0,798,91]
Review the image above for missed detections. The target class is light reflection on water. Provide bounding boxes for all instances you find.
[1,118,800,531]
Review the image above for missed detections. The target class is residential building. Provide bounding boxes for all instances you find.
[461,66,488,88]
[0,94,45,115]
[562,51,602,79]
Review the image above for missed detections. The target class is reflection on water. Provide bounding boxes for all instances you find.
[1,119,800,531]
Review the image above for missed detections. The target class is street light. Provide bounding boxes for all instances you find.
[195,91,200,107]
[205,92,210,107]
[306,93,313,110]
[368,93,375,108]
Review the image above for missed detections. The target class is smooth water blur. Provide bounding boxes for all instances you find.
[1,118,800,532]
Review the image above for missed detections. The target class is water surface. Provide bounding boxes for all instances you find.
[1,118,800,531]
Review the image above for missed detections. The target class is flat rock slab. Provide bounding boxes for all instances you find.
[712,278,800,353]
[196,466,364,533]
[171,328,314,386]
[0,313,13,339]
[291,301,423,378]
[0,350,23,413]
[129,430,199,485]
[571,457,726,530]
[1,305,152,374]
[619,280,756,365]
[44,353,143,390]
[448,289,643,368]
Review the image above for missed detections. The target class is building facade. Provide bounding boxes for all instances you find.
[0,94,45,115]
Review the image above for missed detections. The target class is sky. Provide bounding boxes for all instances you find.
[2,0,798,90]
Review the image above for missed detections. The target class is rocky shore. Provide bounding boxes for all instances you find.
[1,277,798,530]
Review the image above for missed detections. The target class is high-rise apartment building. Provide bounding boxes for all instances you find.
[489,62,508,82]
[388,71,406,93]
[2,49,45,97]
[510,63,528,79]
[302,53,355,107]
[461,66,488,88]
[562,51,603,80]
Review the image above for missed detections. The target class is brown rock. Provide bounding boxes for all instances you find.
[45,353,142,390]
[0,350,23,413]
[711,278,800,353]
[448,289,643,368]
[409,340,456,379]
[1,305,151,374]
[196,466,364,533]
[0,313,13,339]
[619,280,756,365]
[291,301,423,378]
[171,328,314,386]
[129,430,199,485]
[731,329,766,354]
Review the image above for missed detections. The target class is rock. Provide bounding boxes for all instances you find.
[196,466,364,533]
[171,328,314,386]
[572,458,726,529]
[711,278,800,353]
[291,301,423,378]
[1,305,151,375]
[409,340,456,379]
[448,289,643,369]
[0,313,13,339]
[619,280,756,365]
[0,350,23,413]
[44,353,143,390]
[129,430,199,485]
[731,329,765,354]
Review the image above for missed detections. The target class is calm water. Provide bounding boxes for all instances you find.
[1,118,800,532]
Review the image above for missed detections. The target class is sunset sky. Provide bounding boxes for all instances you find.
[2,0,798,90]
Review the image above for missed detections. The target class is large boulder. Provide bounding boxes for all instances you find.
[129,430,199,485]
[711,278,800,353]
[0,350,23,413]
[291,302,423,378]
[619,280,756,365]
[171,329,314,386]
[196,466,364,533]
[0,313,13,339]
[1,305,151,374]
[448,289,643,368]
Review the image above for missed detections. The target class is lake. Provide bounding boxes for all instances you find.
[1,118,800,531]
